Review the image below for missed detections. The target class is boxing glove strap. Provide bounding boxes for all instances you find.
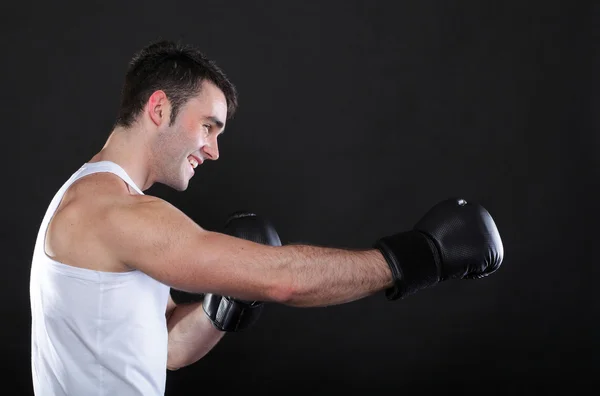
[202,294,264,332]
[374,230,441,300]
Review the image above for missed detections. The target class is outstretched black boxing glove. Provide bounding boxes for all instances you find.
[374,198,504,300]
[203,212,282,331]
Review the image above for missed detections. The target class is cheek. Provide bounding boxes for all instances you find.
[174,115,205,147]
[177,111,195,129]
[176,114,196,136]
[176,124,202,147]
[191,131,206,148]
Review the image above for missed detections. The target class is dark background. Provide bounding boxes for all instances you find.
[1,0,597,394]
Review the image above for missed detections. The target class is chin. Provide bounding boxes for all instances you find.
[172,184,188,192]
[173,179,189,192]
[161,175,189,192]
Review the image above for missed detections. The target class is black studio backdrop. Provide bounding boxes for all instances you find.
[1,1,596,395]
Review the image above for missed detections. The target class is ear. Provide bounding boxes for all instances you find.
[146,90,171,126]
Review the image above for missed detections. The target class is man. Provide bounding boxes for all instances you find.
[29,40,504,396]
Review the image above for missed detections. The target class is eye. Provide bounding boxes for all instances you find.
[202,124,211,133]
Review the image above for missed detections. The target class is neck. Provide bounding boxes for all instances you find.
[89,125,156,191]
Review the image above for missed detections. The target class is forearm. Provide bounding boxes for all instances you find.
[166,301,225,370]
[275,245,394,307]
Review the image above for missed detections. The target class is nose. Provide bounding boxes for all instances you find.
[202,138,219,161]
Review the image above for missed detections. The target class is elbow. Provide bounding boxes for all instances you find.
[265,279,297,305]
[166,355,183,371]
[166,348,188,371]
[258,247,301,305]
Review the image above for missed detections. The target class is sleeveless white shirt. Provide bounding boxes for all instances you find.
[30,161,171,396]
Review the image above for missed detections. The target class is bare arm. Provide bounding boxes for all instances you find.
[165,294,225,370]
[101,196,393,307]
[268,245,391,306]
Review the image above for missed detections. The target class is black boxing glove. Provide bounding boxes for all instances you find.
[202,294,264,332]
[374,198,504,300]
[203,212,282,331]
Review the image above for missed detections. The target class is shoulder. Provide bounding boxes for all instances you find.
[66,172,159,208]
[46,172,168,270]
[53,172,167,238]
[72,174,202,243]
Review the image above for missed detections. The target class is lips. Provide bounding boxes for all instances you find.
[187,155,203,169]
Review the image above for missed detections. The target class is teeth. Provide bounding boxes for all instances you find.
[188,157,198,169]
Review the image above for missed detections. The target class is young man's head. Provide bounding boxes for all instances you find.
[115,40,238,128]
[114,40,238,191]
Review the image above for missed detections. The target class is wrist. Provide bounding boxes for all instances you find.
[202,294,264,332]
[374,230,440,300]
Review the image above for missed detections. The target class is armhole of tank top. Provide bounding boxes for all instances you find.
[40,172,81,261]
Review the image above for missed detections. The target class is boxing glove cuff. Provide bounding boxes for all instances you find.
[374,230,441,300]
[202,294,264,332]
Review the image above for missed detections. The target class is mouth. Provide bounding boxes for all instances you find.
[187,155,202,170]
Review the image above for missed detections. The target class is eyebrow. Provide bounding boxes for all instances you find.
[207,116,224,130]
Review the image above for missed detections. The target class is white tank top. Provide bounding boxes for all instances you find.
[29,161,171,396]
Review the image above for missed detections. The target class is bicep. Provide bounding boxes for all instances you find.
[100,198,287,301]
